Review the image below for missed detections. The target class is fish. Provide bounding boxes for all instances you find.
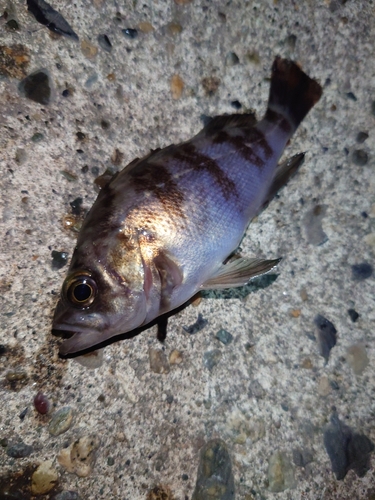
[52,57,322,355]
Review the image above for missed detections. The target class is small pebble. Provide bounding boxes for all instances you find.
[230,100,242,109]
[248,379,265,399]
[267,451,296,492]
[303,204,328,245]
[346,343,369,375]
[31,460,58,495]
[170,74,184,100]
[60,170,77,182]
[192,439,235,500]
[149,348,170,374]
[225,51,240,66]
[0,44,30,79]
[146,485,175,500]
[48,407,73,436]
[351,262,373,280]
[19,407,28,420]
[169,349,183,365]
[107,457,115,466]
[34,392,50,414]
[347,308,359,322]
[122,28,138,39]
[201,76,221,96]
[167,22,183,35]
[203,349,222,371]
[7,442,33,458]
[138,22,154,33]
[356,131,368,143]
[346,91,357,101]
[58,435,100,477]
[70,197,83,216]
[18,70,51,105]
[51,250,68,270]
[81,40,98,59]
[352,149,368,166]
[215,329,233,345]
[97,34,112,52]
[31,132,44,142]
[285,34,297,50]
[314,314,337,362]
[371,100,375,116]
[6,369,28,382]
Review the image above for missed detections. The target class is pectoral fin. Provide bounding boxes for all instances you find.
[154,251,183,312]
[200,257,281,290]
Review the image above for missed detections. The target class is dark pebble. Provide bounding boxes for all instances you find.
[285,34,297,50]
[352,149,368,166]
[248,379,265,399]
[351,262,373,281]
[19,407,28,420]
[97,34,112,52]
[183,313,208,335]
[18,70,51,105]
[372,100,375,116]
[91,166,100,176]
[346,92,357,101]
[27,0,79,40]
[76,131,86,141]
[70,197,83,215]
[192,439,235,500]
[215,329,233,345]
[182,474,189,481]
[34,391,50,414]
[6,19,19,30]
[361,211,368,218]
[314,314,337,362]
[230,100,242,109]
[51,250,68,270]
[101,120,110,130]
[356,131,368,143]
[122,28,138,39]
[324,411,374,479]
[0,344,6,355]
[225,51,239,66]
[81,165,89,174]
[107,457,115,466]
[347,308,359,322]
[0,438,8,447]
[31,132,44,142]
[62,89,70,97]
[7,442,33,458]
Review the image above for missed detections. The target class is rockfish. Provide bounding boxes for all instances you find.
[53,57,322,355]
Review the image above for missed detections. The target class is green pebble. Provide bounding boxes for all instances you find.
[48,407,73,437]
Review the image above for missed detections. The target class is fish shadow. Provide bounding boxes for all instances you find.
[54,273,279,358]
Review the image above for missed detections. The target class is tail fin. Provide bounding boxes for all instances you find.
[266,57,322,131]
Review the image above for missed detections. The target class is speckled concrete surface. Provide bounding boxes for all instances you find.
[1,1,375,499]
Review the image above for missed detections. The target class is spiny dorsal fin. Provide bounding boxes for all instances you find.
[200,257,281,290]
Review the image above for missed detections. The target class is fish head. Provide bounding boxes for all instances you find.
[52,226,148,355]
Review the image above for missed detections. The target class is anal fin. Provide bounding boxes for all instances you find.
[200,257,281,290]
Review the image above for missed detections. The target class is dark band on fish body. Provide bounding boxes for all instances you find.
[130,163,186,219]
[264,109,292,134]
[212,128,272,169]
[174,143,238,200]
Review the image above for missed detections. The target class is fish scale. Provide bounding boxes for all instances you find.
[52,57,322,355]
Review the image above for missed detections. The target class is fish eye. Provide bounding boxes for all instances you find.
[65,274,97,308]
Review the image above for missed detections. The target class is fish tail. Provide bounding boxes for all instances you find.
[266,57,322,132]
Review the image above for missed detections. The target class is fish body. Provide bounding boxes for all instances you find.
[53,57,322,355]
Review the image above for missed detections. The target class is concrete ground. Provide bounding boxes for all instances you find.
[0,0,374,498]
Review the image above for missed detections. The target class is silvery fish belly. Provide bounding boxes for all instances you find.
[53,57,322,355]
